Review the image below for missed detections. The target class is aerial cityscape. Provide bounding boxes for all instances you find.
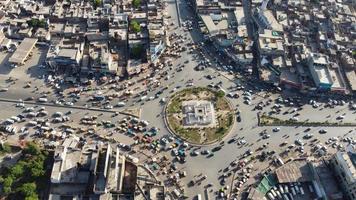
[0,0,355,199]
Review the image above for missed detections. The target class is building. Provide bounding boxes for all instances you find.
[182,100,216,128]
[8,38,38,65]
[330,146,356,200]
[49,137,164,199]
[248,157,344,200]
[307,53,333,90]
[46,44,83,75]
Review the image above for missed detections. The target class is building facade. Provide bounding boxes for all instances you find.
[330,147,356,200]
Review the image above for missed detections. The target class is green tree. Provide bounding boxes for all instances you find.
[23,142,41,156]
[1,143,11,153]
[216,90,225,98]
[25,195,39,200]
[131,44,143,59]
[29,161,45,178]
[2,177,13,194]
[27,19,46,28]
[18,182,37,197]
[9,163,24,179]
[132,0,141,8]
[130,20,141,33]
[92,0,101,8]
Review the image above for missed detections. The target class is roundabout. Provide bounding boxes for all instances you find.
[165,87,235,145]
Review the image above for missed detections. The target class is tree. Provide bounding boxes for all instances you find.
[216,90,225,98]
[130,20,141,33]
[27,19,46,28]
[131,44,143,59]
[2,177,13,194]
[0,143,11,153]
[23,142,41,156]
[9,163,24,179]
[92,0,101,9]
[132,0,141,8]
[29,162,45,178]
[25,195,39,200]
[18,182,37,198]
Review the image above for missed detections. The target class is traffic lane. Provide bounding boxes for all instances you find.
[0,101,134,145]
[181,123,354,197]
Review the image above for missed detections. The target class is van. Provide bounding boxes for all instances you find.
[279,185,285,193]
[300,186,305,195]
[283,194,290,200]
[38,98,48,102]
[291,187,296,196]
[308,184,314,193]
[196,194,202,200]
[173,189,181,197]
[267,192,275,200]
[5,119,15,124]
[276,190,282,199]
[27,121,37,126]
[10,116,20,122]
[284,185,289,193]
[117,102,126,107]
[140,96,147,101]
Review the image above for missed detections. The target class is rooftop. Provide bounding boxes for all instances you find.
[275,159,313,183]
[9,38,38,64]
[182,100,216,128]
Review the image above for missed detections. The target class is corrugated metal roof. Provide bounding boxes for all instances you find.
[275,159,313,183]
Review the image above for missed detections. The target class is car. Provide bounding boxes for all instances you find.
[319,129,327,134]
[244,100,251,105]
[212,146,222,152]
[207,153,214,158]
[304,128,311,132]
[38,98,48,102]
[206,75,214,80]
[280,141,288,146]
[295,139,304,146]
[303,134,313,139]
[190,151,199,156]
[0,88,9,92]
[65,102,74,106]
[336,115,345,120]
[201,150,210,155]
[273,127,280,132]
[237,115,241,122]
[117,102,126,107]
[262,134,270,139]
[161,138,169,145]
[228,138,236,144]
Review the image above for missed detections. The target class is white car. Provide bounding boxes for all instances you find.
[290,117,299,121]
[38,98,48,103]
[104,105,113,109]
[10,63,18,68]
[0,88,9,92]
[65,102,74,106]
[117,102,126,107]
